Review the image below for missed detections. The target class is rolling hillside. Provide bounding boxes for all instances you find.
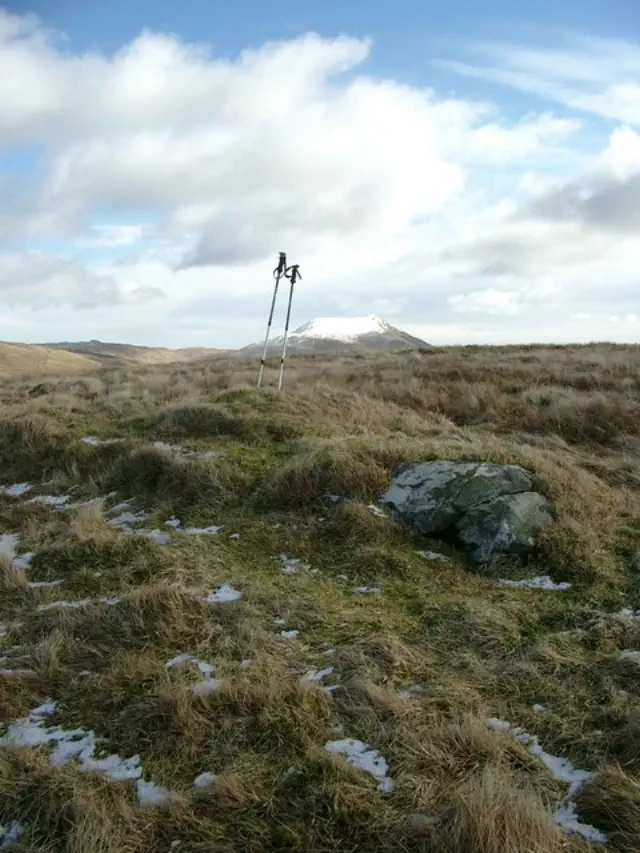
[0,342,100,377]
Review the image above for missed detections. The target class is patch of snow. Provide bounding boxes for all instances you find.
[0,669,36,677]
[0,699,175,808]
[294,315,389,342]
[273,618,287,626]
[165,516,182,528]
[37,598,92,612]
[135,778,177,807]
[166,654,215,677]
[367,504,386,518]
[353,585,382,595]
[130,529,171,545]
[27,494,71,506]
[0,482,32,496]
[0,533,19,560]
[398,684,423,700]
[63,497,105,510]
[193,771,216,788]
[230,533,241,541]
[280,630,300,639]
[81,436,124,446]
[620,649,640,662]
[487,717,607,843]
[13,551,34,569]
[280,555,309,574]
[325,738,394,793]
[28,579,63,589]
[153,441,183,452]
[533,704,549,713]
[0,821,24,849]
[618,608,640,621]
[202,584,242,604]
[417,550,450,563]
[199,451,225,460]
[37,596,120,613]
[108,510,149,528]
[323,684,339,696]
[109,500,132,513]
[183,525,222,536]
[499,575,572,591]
[193,678,226,695]
[239,659,251,669]
[301,666,335,684]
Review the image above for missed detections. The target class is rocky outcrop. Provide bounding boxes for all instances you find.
[381,461,554,566]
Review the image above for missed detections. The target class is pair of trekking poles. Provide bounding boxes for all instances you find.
[256,252,302,392]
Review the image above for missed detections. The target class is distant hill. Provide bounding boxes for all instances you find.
[44,340,220,364]
[242,315,430,355]
[0,342,100,377]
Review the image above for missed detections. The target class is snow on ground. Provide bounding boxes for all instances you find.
[353,585,382,595]
[166,654,215,677]
[192,678,227,695]
[28,579,63,589]
[620,649,640,662]
[165,516,182,528]
[619,608,640,620]
[193,771,216,788]
[0,533,19,560]
[294,315,388,342]
[183,525,222,536]
[0,821,24,849]
[488,718,607,843]
[0,482,32,496]
[135,779,177,807]
[13,551,34,569]
[416,550,451,563]
[81,436,124,446]
[499,576,572,591]
[108,510,149,528]
[280,555,310,574]
[37,596,121,613]
[325,738,394,793]
[128,528,171,545]
[367,504,387,518]
[27,494,71,506]
[280,630,300,639]
[0,700,173,807]
[533,704,549,713]
[398,684,423,700]
[153,441,183,452]
[202,585,242,604]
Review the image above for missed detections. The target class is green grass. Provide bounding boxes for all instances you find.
[0,344,639,851]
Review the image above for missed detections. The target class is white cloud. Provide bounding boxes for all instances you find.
[0,251,162,308]
[437,35,640,125]
[0,11,637,345]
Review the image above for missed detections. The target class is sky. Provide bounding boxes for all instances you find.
[0,0,639,348]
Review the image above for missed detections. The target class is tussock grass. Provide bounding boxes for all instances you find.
[0,343,639,851]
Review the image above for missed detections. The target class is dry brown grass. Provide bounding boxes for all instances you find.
[0,343,639,851]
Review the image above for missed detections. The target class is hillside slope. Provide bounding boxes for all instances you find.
[0,344,639,852]
[0,342,100,377]
[45,340,220,364]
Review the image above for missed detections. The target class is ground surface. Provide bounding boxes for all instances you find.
[0,345,639,852]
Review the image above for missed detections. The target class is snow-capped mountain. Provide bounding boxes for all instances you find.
[242,315,430,354]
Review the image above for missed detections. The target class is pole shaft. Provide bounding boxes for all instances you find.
[277,272,297,392]
[257,253,287,390]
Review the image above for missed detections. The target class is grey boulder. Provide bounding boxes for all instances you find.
[381,461,553,566]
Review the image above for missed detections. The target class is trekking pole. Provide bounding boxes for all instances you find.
[257,252,287,390]
[277,263,302,392]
